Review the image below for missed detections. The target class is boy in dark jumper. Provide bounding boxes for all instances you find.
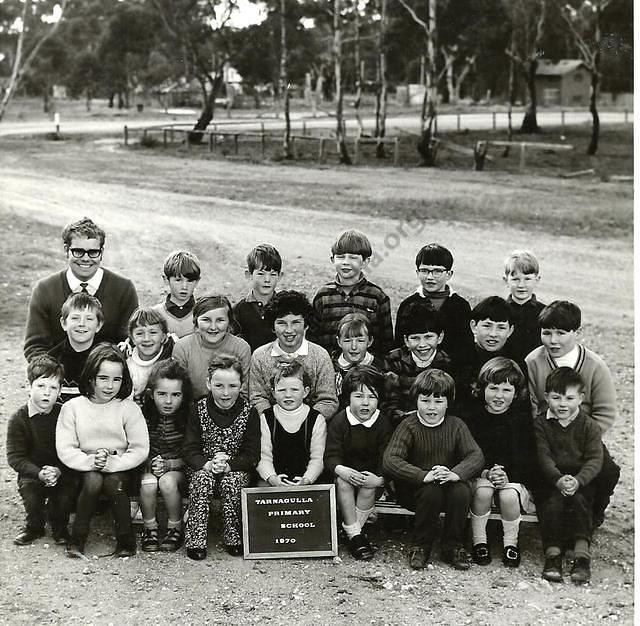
[394,243,473,367]
[6,355,76,546]
[311,230,393,360]
[383,303,453,427]
[535,367,603,584]
[48,292,104,402]
[503,250,546,365]
[383,369,484,571]
[234,244,283,352]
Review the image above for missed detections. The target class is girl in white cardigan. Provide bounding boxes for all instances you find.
[57,343,149,558]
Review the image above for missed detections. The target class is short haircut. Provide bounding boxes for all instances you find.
[538,300,581,331]
[207,355,244,383]
[128,307,168,336]
[79,342,133,399]
[473,356,526,401]
[144,358,192,431]
[331,229,372,260]
[341,364,385,401]
[192,295,238,333]
[163,250,201,280]
[411,368,455,402]
[402,303,444,336]
[264,290,313,326]
[470,296,513,324]
[415,243,453,270]
[270,360,311,390]
[247,244,282,273]
[27,354,64,385]
[60,293,104,324]
[336,312,372,338]
[545,366,585,395]
[61,217,105,247]
[504,249,540,276]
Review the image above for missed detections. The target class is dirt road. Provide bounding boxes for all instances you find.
[0,139,633,625]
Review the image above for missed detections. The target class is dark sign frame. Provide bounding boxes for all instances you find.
[241,484,338,559]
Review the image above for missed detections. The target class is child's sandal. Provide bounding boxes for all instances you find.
[349,534,373,561]
[141,528,159,552]
[472,543,491,566]
[503,545,521,568]
[159,528,183,552]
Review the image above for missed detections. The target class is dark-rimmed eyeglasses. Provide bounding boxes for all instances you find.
[69,248,103,259]
[417,267,447,277]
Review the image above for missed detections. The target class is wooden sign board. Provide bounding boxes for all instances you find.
[241,484,338,559]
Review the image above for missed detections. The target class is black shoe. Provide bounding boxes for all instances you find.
[66,537,86,558]
[503,545,521,568]
[349,534,373,561]
[570,557,591,584]
[472,543,491,566]
[141,528,159,552]
[225,544,243,557]
[542,554,563,582]
[115,534,136,558]
[52,528,71,545]
[593,510,605,529]
[408,545,431,570]
[187,547,207,560]
[443,546,471,571]
[159,528,184,552]
[13,528,45,546]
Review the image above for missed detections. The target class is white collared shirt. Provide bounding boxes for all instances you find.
[554,346,580,368]
[28,398,51,417]
[346,407,380,428]
[545,407,579,428]
[271,338,310,359]
[66,267,104,296]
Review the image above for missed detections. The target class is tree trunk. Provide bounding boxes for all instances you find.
[417,0,437,166]
[189,72,224,142]
[280,0,292,158]
[334,0,351,164]
[353,6,364,138]
[374,0,388,157]
[587,5,602,156]
[505,37,516,155]
[520,58,540,133]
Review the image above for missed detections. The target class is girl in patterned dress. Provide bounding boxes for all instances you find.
[182,356,260,560]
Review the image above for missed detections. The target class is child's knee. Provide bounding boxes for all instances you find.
[158,473,180,493]
[140,474,158,495]
[336,476,354,492]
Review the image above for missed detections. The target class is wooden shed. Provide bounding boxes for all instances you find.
[535,59,590,107]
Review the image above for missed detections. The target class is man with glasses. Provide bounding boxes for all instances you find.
[24,217,139,361]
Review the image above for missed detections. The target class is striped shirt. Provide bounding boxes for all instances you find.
[311,275,393,359]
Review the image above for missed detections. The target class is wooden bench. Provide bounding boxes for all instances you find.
[374,498,538,523]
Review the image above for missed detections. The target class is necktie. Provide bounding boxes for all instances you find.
[79,282,89,293]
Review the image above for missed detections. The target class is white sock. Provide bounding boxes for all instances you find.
[502,517,521,547]
[342,521,361,540]
[355,506,374,529]
[470,511,490,545]
[143,517,158,530]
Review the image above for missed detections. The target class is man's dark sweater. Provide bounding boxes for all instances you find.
[24,268,138,361]
[6,404,65,479]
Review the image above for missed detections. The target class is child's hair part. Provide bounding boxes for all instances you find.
[504,249,540,276]
[270,360,311,389]
[145,358,192,404]
[193,295,238,332]
[337,312,372,338]
[207,355,244,383]
[79,342,133,399]
[473,356,526,400]
[411,368,455,402]
[402,303,444,336]
[60,292,105,324]
[27,355,65,385]
[163,250,201,280]
[264,290,313,326]
[62,217,105,247]
[470,296,513,324]
[128,307,169,336]
[415,243,453,270]
[247,244,282,273]
[545,366,585,395]
[538,300,581,331]
[331,229,372,260]
[341,365,385,401]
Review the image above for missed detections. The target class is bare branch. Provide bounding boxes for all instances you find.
[397,0,428,33]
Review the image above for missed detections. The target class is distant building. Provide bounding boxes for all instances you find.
[535,59,590,107]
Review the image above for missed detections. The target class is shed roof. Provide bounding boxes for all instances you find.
[536,59,586,76]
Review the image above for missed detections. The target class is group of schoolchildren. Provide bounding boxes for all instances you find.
[7,220,620,587]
